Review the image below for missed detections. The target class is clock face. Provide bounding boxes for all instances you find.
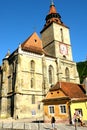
[60,44,68,55]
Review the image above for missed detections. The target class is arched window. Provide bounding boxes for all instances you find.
[30,60,35,71]
[49,65,54,84]
[31,78,34,88]
[32,95,35,104]
[65,67,70,82]
[60,28,64,42]
[30,60,35,88]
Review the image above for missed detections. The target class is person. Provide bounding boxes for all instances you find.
[51,116,56,129]
[72,113,77,126]
[72,111,85,127]
[78,112,83,126]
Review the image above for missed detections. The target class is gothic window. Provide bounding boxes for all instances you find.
[32,95,35,104]
[65,67,70,82]
[60,28,64,42]
[49,65,54,84]
[31,78,34,88]
[8,76,12,92]
[30,60,35,71]
[30,60,35,89]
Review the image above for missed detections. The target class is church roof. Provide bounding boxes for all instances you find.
[21,32,43,55]
[50,82,87,99]
[20,32,56,58]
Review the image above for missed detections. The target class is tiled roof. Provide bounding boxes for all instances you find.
[50,82,87,99]
[20,32,56,58]
[21,32,43,55]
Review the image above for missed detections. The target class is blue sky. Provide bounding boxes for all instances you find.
[0,0,87,65]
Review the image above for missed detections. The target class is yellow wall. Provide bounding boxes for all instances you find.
[70,101,87,121]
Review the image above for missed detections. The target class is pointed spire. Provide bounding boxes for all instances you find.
[40,1,66,33]
[49,0,57,14]
[45,1,62,26]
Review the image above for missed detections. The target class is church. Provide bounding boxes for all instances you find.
[0,1,87,123]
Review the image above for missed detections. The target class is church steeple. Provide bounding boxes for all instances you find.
[44,1,63,28]
[41,1,72,61]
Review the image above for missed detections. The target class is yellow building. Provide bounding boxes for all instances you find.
[70,99,87,121]
[42,82,87,123]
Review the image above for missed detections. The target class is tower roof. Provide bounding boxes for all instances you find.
[41,1,66,33]
[45,1,62,24]
[49,0,57,14]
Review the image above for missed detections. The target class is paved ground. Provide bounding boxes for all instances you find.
[0,118,87,130]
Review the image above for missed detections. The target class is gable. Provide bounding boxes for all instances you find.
[21,32,43,54]
[45,89,69,100]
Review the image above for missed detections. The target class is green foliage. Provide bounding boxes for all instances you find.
[77,61,87,83]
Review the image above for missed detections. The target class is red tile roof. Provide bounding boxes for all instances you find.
[50,82,87,99]
[21,32,43,55]
[20,32,56,58]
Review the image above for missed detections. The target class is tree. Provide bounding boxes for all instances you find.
[77,61,87,83]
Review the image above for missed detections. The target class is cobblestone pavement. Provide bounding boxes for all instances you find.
[0,118,87,130]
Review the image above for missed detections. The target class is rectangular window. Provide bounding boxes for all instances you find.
[49,105,54,114]
[75,108,83,116]
[60,104,66,114]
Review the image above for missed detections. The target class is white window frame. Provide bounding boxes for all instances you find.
[59,104,66,114]
[48,105,55,114]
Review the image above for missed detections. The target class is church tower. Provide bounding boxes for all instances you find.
[41,1,80,83]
